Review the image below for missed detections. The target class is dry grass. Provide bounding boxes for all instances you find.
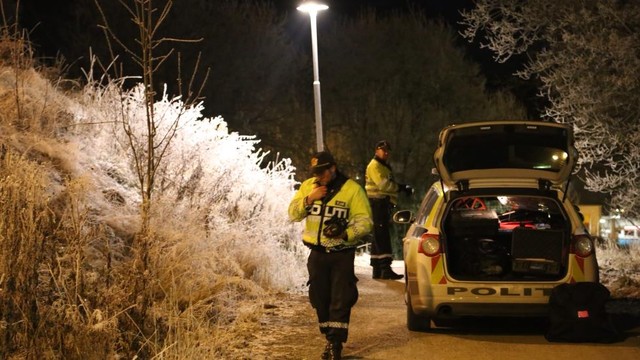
[0,150,54,358]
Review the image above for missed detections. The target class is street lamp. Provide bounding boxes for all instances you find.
[297,1,328,152]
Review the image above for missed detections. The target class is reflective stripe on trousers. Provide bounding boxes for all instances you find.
[307,248,358,343]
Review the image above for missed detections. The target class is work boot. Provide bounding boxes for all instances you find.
[372,267,381,279]
[321,341,331,360]
[328,342,342,360]
[379,268,403,280]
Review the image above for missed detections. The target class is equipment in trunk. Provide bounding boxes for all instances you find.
[445,208,508,278]
[511,227,564,275]
[444,203,569,280]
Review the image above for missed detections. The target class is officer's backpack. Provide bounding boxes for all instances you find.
[545,282,620,343]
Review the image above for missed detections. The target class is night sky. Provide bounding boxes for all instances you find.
[19,0,524,111]
[21,0,474,59]
[274,0,513,86]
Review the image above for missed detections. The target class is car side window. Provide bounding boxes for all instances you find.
[415,186,440,226]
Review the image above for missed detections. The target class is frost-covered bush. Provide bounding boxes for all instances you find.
[597,243,640,299]
[72,82,308,292]
[64,80,309,357]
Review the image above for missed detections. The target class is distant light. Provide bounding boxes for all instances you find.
[552,152,567,162]
[297,2,328,14]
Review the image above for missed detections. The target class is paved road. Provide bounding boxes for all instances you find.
[253,258,640,360]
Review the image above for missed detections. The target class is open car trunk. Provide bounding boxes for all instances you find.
[442,193,571,281]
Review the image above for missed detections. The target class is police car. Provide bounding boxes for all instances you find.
[393,120,599,331]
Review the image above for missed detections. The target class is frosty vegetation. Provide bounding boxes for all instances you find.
[0,1,311,357]
[598,244,640,300]
[72,80,310,290]
[0,58,308,358]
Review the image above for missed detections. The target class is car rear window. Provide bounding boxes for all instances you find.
[442,123,570,173]
[446,195,567,232]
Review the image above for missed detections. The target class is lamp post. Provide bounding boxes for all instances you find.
[297,1,328,152]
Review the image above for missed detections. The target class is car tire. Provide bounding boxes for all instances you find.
[406,280,431,331]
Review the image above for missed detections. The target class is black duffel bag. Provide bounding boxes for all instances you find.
[545,282,620,343]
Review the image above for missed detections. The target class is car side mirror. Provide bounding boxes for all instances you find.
[393,210,414,224]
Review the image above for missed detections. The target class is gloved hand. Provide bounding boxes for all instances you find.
[323,214,349,239]
[399,183,414,196]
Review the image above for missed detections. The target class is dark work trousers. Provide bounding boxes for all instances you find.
[307,248,359,344]
[369,197,394,269]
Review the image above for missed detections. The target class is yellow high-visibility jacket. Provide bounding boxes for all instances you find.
[288,173,372,250]
[365,157,399,205]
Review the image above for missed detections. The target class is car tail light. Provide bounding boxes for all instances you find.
[571,234,594,257]
[418,233,440,256]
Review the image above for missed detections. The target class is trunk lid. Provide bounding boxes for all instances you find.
[433,121,577,189]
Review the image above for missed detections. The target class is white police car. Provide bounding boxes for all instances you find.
[394,120,599,331]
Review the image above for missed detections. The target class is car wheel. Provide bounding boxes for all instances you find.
[406,280,431,331]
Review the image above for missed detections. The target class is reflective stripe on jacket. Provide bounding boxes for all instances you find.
[288,176,372,249]
[365,157,399,205]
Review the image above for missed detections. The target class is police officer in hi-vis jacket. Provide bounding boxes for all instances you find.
[289,151,372,360]
[365,140,413,280]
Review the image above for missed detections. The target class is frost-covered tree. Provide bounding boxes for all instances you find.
[460,0,640,217]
